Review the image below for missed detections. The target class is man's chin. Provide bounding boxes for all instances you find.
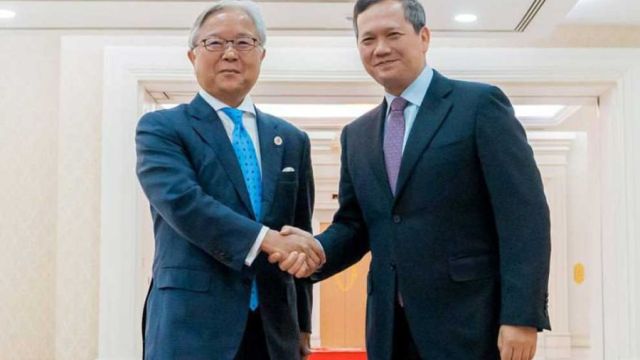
[217,84,245,96]
[219,86,251,101]
[371,70,399,86]
[374,76,399,90]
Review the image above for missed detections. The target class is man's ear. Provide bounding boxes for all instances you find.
[420,26,431,52]
[187,49,196,65]
[260,47,266,61]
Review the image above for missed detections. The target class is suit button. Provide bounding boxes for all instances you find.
[390,263,396,270]
[392,215,401,223]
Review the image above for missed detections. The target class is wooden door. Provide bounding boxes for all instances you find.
[319,222,371,348]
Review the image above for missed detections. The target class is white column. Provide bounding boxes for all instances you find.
[599,66,640,360]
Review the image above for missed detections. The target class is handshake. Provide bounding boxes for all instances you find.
[260,226,325,278]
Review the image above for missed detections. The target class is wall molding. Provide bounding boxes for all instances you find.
[98,41,640,359]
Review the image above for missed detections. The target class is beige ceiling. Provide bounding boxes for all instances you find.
[565,0,640,26]
[0,0,626,130]
[0,0,581,34]
[1,0,638,47]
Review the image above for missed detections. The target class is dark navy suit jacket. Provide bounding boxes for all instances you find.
[136,94,314,359]
[315,71,551,360]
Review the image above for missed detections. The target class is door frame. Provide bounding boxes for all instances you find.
[98,42,640,359]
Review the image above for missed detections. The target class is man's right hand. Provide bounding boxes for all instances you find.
[260,228,325,277]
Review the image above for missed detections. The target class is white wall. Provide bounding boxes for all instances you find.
[55,36,106,360]
[1,30,640,360]
[0,32,185,360]
[56,35,186,360]
[0,33,60,359]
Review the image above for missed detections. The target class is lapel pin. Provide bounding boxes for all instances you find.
[274,136,283,146]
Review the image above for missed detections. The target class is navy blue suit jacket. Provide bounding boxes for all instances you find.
[136,94,314,360]
[315,71,551,360]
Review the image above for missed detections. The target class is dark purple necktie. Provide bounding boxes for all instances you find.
[383,97,409,196]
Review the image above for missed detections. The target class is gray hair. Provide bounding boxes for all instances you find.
[188,0,267,50]
[352,0,426,37]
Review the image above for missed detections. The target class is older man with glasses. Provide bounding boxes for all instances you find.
[135,1,325,359]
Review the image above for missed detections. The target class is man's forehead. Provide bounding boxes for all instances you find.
[357,7,407,31]
[199,29,256,38]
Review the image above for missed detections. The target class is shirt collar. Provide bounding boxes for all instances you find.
[384,65,434,112]
[198,89,256,116]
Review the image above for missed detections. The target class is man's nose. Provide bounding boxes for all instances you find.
[373,40,391,56]
[221,46,239,60]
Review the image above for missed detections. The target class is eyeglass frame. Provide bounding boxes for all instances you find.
[197,36,262,52]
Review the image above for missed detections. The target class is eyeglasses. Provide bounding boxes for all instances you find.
[199,36,261,52]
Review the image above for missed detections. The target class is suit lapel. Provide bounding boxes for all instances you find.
[394,71,453,203]
[256,109,283,218]
[366,103,395,206]
[188,94,256,219]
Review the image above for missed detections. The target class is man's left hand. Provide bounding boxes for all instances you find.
[498,325,537,360]
[299,332,312,360]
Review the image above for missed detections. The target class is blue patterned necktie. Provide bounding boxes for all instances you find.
[221,107,261,311]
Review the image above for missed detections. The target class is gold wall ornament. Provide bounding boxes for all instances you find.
[574,263,585,284]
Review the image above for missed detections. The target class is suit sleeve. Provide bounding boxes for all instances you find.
[475,86,551,330]
[294,133,315,333]
[135,111,263,272]
[314,127,370,282]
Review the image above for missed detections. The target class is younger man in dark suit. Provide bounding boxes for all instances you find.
[277,1,551,359]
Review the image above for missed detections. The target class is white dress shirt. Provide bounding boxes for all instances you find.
[199,90,268,266]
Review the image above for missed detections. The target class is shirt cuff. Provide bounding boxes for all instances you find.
[245,226,269,266]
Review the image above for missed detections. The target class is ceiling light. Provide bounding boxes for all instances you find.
[307,131,337,141]
[454,14,477,23]
[0,9,16,19]
[161,103,376,119]
[258,104,377,118]
[514,105,564,118]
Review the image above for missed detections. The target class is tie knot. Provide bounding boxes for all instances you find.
[221,107,244,126]
[390,97,409,112]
